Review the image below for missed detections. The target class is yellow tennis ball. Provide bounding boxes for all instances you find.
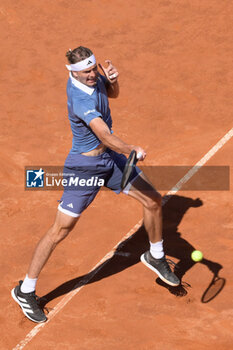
[191,250,203,262]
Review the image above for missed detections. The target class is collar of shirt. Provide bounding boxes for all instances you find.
[69,72,95,96]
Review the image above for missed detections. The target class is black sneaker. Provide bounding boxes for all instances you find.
[141,251,180,287]
[11,280,47,323]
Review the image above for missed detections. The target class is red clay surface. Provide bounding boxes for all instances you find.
[1,0,233,349]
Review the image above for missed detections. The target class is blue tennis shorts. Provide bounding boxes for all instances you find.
[58,149,141,217]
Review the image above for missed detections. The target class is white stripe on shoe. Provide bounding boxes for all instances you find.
[18,297,27,302]
[23,309,34,314]
[21,302,31,308]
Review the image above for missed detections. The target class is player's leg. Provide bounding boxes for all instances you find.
[126,173,180,286]
[125,172,162,243]
[103,151,162,244]
[12,182,100,323]
[27,210,79,279]
[104,151,163,244]
[11,210,79,323]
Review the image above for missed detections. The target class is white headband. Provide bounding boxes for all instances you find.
[66,54,96,71]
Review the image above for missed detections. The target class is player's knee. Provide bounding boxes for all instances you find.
[48,225,70,244]
[144,192,162,211]
[48,219,76,244]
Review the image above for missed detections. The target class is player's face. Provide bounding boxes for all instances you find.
[73,64,99,87]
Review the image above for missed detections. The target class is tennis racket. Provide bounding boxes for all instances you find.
[121,150,142,190]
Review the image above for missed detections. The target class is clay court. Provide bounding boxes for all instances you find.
[1,0,233,349]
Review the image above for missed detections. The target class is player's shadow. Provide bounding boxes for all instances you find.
[40,194,224,309]
[156,195,224,298]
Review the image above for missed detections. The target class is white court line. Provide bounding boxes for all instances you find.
[13,127,233,350]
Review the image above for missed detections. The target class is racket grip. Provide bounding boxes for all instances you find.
[136,152,143,160]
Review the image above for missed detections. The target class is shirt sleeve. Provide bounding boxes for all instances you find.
[73,98,102,125]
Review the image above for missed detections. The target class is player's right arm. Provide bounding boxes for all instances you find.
[89,117,146,159]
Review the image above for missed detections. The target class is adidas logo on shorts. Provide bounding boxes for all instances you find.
[67,203,74,208]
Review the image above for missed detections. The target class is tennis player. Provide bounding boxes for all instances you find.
[11,46,180,323]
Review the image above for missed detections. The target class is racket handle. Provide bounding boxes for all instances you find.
[136,151,143,160]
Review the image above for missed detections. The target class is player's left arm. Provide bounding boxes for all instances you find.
[98,60,119,98]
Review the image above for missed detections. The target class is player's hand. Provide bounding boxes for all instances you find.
[133,146,146,161]
[98,60,119,84]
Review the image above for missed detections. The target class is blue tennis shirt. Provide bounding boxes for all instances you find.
[67,73,113,153]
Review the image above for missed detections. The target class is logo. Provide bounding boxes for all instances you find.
[67,203,73,208]
[26,168,45,188]
[87,60,92,65]
[84,109,96,116]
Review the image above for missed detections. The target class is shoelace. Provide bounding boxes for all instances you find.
[164,258,177,272]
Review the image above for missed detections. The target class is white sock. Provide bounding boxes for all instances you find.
[20,274,38,293]
[150,240,165,259]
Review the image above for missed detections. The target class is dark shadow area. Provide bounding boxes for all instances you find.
[155,195,224,299]
[40,225,149,309]
[40,194,225,309]
[201,275,226,303]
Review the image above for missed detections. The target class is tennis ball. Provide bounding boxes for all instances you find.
[191,250,203,262]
